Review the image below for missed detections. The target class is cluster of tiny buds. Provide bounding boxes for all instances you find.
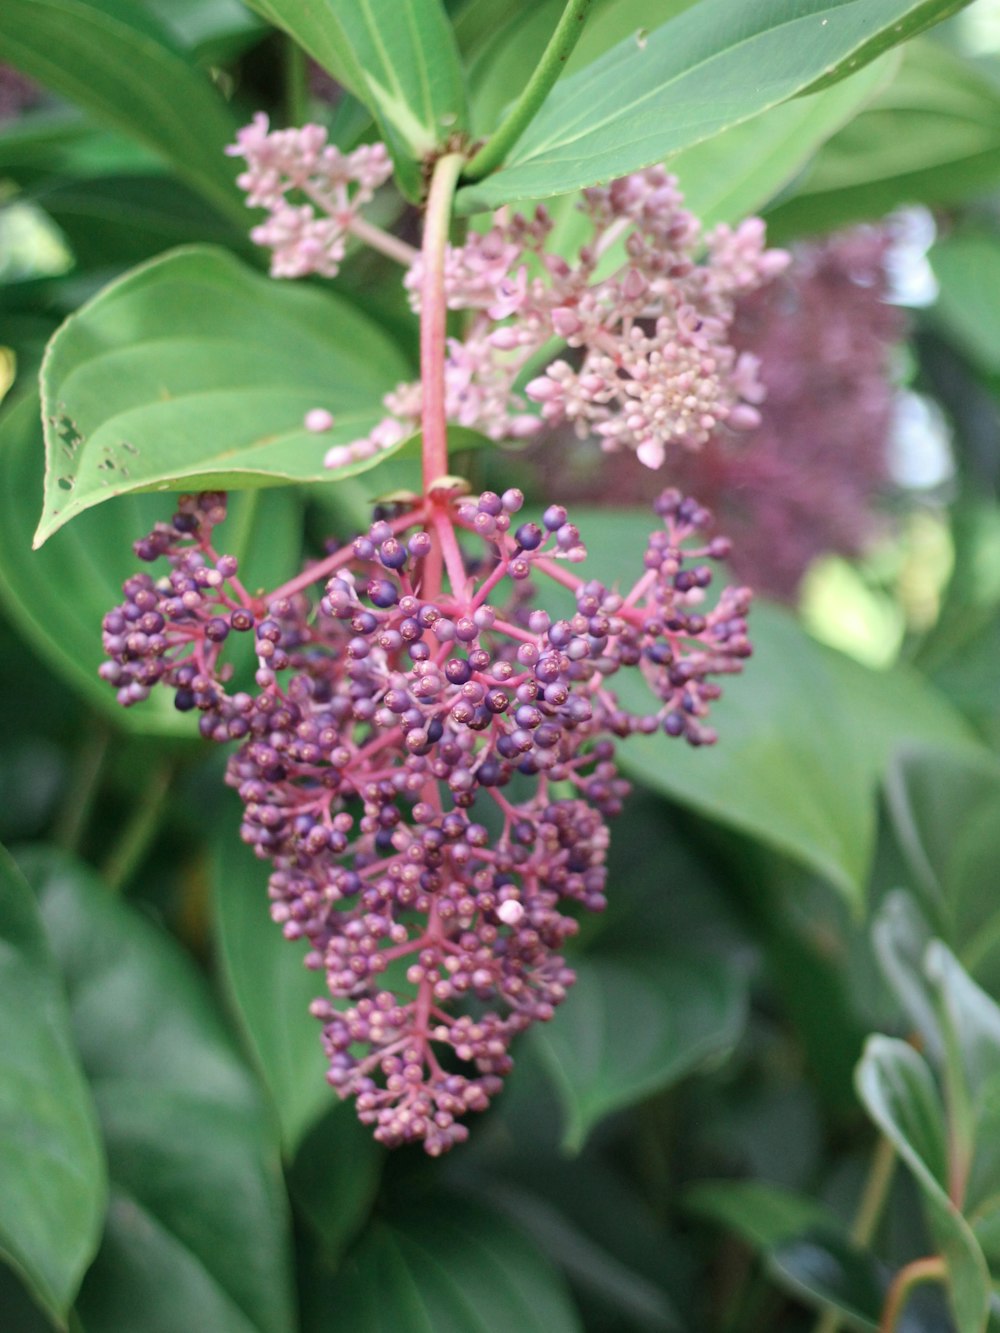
[227,114,393,278]
[100,484,750,1151]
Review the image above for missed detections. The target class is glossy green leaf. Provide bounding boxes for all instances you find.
[767,1234,884,1331]
[0,0,243,222]
[857,1035,990,1333]
[143,0,266,63]
[536,55,895,271]
[663,54,895,230]
[455,0,971,211]
[36,245,414,544]
[872,891,943,1059]
[319,1196,581,1333]
[243,0,467,199]
[286,1105,384,1267]
[685,1181,841,1253]
[35,175,247,272]
[19,847,295,1333]
[932,233,1000,377]
[534,954,746,1151]
[543,512,977,904]
[211,811,331,1152]
[884,745,1000,917]
[0,392,303,734]
[767,41,1000,239]
[0,846,106,1322]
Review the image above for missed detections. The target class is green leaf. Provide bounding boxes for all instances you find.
[534,954,746,1151]
[884,745,1000,918]
[35,175,248,271]
[483,1171,682,1331]
[856,1034,991,1333]
[0,0,243,222]
[872,891,942,1059]
[767,1234,884,1331]
[455,0,971,211]
[35,245,414,544]
[0,392,303,734]
[685,1180,841,1253]
[142,0,266,63]
[286,1106,384,1267]
[612,605,871,907]
[319,1196,582,1333]
[243,0,467,199]
[663,54,896,229]
[538,511,977,904]
[0,846,106,1323]
[211,808,331,1152]
[767,41,1000,239]
[19,847,296,1333]
[534,55,895,273]
[932,233,1000,377]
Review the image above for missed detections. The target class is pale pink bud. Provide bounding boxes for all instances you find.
[304,408,335,432]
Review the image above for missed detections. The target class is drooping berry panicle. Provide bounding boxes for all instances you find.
[100,485,750,1152]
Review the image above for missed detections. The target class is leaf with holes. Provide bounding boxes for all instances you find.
[35,245,417,545]
[0,393,303,733]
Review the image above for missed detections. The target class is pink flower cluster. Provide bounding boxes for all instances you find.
[227,114,393,278]
[389,170,788,469]
[228,125,788,471]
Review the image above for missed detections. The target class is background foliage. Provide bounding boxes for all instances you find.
[4,0,1000,1329]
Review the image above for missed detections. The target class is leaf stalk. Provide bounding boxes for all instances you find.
[462,0,594,183]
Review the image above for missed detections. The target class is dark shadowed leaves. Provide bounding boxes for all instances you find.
[0,846,106,1322]
[18,847,295,1333]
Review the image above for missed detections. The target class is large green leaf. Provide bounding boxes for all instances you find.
[35,245,414,544]
[0,847,106,1324]
[767,41,1000,239]
[0,0,243,222]
[143,0,266,63]
[455,0,971,210]
[856,1035,991,1333]
[243,0,467,199]
[536,55,895,271]
[0,392,303,734]
[318,1196,581,1333]
[932,233,1000,377]
[534,954,746,1151]
[664,55,896,229]
[482,1169,682,1331]
[685,1181,841,1253]
[539,511,977,905]
[884,745,1000,919]
[211,812,331,1152]
[767,1235,884,1331]
[19,847,295,1333]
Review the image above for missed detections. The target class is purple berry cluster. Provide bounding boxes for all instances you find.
[100,484,751,1152]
